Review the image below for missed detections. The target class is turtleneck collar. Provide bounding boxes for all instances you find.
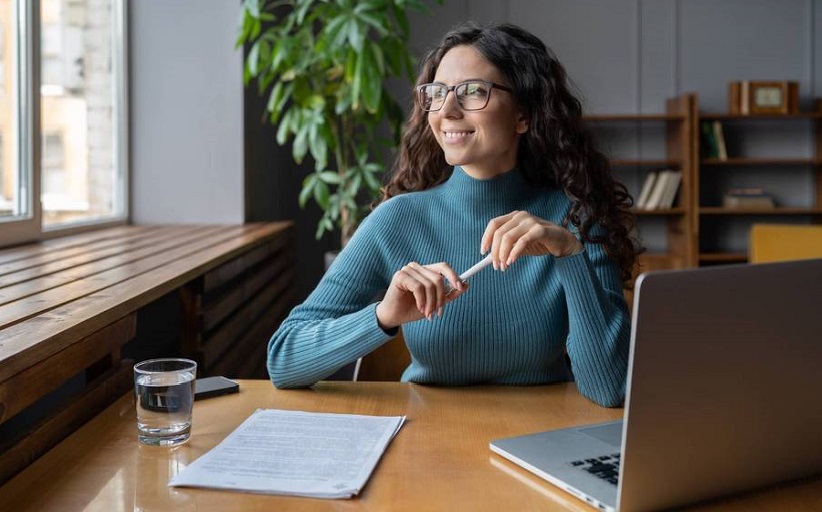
[439,166,531,208]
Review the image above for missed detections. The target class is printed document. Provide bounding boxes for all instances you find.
[168,409,405,498]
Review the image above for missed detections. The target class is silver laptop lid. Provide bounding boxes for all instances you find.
[618,258,822,511]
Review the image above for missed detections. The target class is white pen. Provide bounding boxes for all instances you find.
[445,254,493,295]
[459,253,493,281]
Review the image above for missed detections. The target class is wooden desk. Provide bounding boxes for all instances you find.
[0,224,295,484]
[0,381,819,512]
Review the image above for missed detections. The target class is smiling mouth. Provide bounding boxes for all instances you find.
[443,131,474,139]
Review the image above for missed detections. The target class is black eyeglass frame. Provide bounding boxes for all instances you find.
[417,80,514,112]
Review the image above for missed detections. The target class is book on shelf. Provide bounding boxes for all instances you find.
[635,171,658,209]
[700,121,718,159]
[642,171,668,210]
[701,120,728,160]
[660,170,683,208]
[641,169,682,210]
[712,121,728,160]
[722,188,775,208]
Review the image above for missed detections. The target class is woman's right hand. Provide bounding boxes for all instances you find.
[375,262,468,330]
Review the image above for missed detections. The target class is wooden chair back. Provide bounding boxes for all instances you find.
[356,331,410,381]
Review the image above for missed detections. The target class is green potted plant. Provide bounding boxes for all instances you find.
[237,0,441,246]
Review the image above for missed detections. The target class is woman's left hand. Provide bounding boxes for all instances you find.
[480,210,584,270]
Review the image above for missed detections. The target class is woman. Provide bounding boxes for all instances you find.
[268,22,641,407]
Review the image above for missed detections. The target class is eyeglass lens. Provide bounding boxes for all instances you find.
[420,81,491,111]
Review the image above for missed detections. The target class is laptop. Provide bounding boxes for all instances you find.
[490,258,822,511]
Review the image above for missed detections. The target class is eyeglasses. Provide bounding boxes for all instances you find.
[417,80,513,112]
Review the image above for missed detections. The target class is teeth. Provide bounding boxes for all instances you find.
[444,131,470,138]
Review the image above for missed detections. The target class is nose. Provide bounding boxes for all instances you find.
[438,90,463,118]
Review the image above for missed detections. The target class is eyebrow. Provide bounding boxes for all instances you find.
[430,78,495,84]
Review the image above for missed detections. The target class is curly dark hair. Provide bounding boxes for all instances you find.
[381,22,643,287]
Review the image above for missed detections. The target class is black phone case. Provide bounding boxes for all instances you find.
[194,376,239,400]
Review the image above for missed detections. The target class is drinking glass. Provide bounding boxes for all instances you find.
[133,358,197,446]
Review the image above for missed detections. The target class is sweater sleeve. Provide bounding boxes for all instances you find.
[267,206,398,388]
[554,235,631,407]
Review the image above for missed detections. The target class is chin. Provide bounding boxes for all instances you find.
[442,153,468,166]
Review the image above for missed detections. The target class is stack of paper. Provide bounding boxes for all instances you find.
[169,409,406,498]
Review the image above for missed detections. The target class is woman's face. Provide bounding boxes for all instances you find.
[428,45,528,179]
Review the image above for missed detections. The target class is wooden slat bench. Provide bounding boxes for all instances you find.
[0,222,295,485]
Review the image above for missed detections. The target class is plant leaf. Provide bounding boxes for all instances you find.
[321,13,349,49]
[390,3,409,38]
[335,90,353,115]
[344,17,365,52]
[356,10,389,37]
[276,108,293,145]
[241,0,444,246]
[243,0,260,18]
[266,81,285,114]
[346,172,362,196]
[236,10,251,47]
[319,171,342,184]
[351,49,364,110]
[382,36,403,76]
[270,39,288,73]
[329,195,340,220]
[247,41,261,76]
[361,45,382,113]
[362,165,382,192]
[299,173,316,208]
[315,219,326,240]
[292,122,310,163]
[314,180,330,209]
[309,122,328,171]
[296,0,315,25]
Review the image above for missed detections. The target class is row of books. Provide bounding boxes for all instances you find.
[701,120,728,160]
[722,188,775,208]
[636,170,683,210]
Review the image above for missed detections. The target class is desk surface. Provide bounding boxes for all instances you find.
[0,381,820,512]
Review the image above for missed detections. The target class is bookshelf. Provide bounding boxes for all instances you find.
[584,93,697,275]
[584,94,821,274]
[696,100,822,264]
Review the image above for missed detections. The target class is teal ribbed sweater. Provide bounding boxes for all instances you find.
[268,166,630,407]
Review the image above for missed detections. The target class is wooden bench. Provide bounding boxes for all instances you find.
[0,223,295,485]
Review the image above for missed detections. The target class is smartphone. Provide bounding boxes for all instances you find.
[194,376,240,400]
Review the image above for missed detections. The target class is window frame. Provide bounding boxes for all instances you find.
[0,0,129,248]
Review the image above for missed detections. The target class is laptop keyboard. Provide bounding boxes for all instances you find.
[570,453,620,485]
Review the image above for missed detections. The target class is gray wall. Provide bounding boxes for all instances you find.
[130,0,244,224]
[420,0,820,113]
[119,0,822,296]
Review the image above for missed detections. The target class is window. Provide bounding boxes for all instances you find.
[0,0,23,232]
[0,0,127,246]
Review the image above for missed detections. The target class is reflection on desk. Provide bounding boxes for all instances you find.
[0,381,819,512]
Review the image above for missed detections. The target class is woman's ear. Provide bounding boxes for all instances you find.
[516,112,529,134]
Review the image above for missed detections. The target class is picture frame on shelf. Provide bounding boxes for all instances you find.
[728,81,799,115]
